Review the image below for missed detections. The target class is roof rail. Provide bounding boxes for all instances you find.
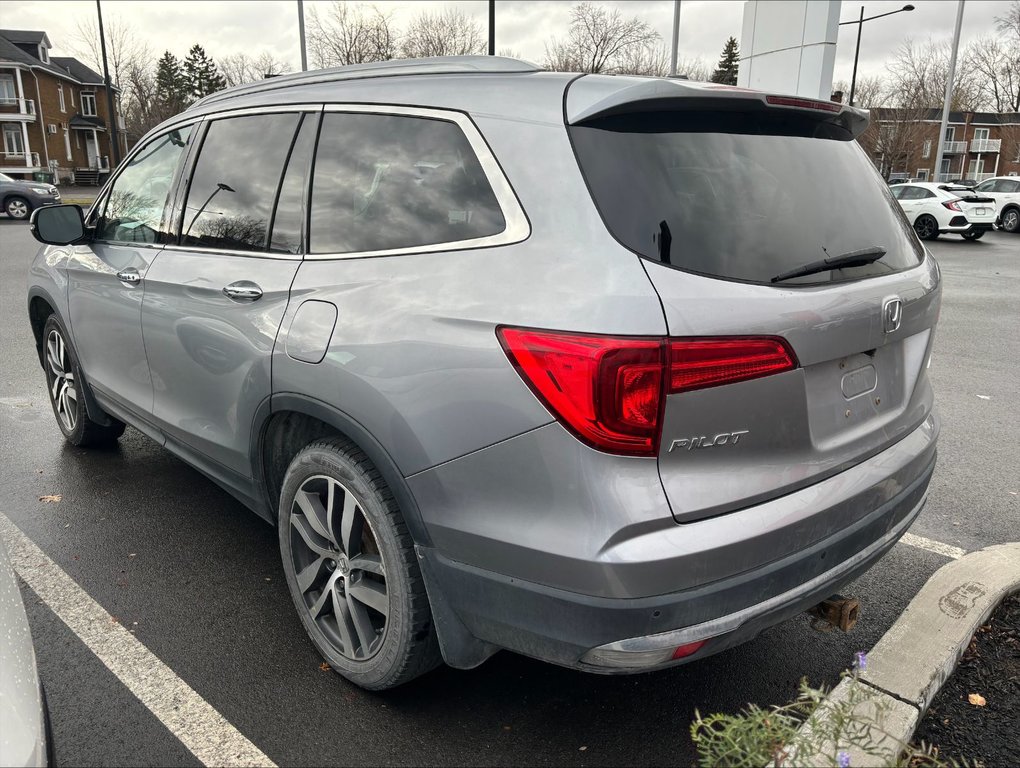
[191,55,542,110]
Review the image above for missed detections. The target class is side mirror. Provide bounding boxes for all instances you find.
[30,205,86,246]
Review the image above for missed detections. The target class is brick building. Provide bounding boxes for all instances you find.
[1,29,126,184]
[867,108,1020,183]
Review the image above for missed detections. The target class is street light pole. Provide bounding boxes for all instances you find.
[933,0,966,183]
[297,0,307,72]
[849,6,864,106]
[840,4,915,107]
[95,0,121,166]
[669,1,681,77]
[488,0,495,56]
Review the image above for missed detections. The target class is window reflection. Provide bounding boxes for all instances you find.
[311,113,505,254]
[182,113,300,252]
[98,126,192,244]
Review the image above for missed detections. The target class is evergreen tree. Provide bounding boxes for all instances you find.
[183,44,226,99]
[155,51,190,117]
[710,36,740,85]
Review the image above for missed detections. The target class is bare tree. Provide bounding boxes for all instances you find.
[857,106,931,179]
[401,7,484,58]
[68,14,150,91]
[996,0,1020,40]
[886,37,982,111]
[674,56,711,82]
[219,52,291,88]
[964,37,1020,112]
[613,43,670,77]
[307,2,398,68]
[831,75,887,108]
[543,3,659,74]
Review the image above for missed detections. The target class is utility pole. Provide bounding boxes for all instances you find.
[849,6,864,105]
[933,0,965,183]
[95,0,120,166]
[488,0,495,56]
[297,0,308,71]
[669,1,681,76]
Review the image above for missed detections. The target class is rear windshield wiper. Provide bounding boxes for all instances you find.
[770,246,887,283]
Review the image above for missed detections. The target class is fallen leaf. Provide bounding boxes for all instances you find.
[39,494,61,503]
[975,394,991,400]
[968,693,986,706]
[319,662,331,672]
[579,746,588,752]
[128,553,137,558]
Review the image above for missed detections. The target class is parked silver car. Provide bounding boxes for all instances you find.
[26,57,940,690]
[0,540,49,766]
[0,173,60,220]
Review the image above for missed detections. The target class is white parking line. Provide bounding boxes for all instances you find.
[0,514,276,768]
[899,532,966,560]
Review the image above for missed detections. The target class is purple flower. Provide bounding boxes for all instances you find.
[854,651,867,671]
[837,749,851,767]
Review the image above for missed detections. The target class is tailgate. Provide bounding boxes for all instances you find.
[566,77,941,522]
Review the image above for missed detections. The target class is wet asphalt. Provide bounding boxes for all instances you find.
[0,218,1017,767]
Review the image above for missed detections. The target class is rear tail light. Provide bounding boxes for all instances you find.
[942,199,963,212]
[498,328,797,457]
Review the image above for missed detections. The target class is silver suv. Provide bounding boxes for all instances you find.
[26,57,940,690]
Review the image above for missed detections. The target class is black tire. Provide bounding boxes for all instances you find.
[41,315,126,446]
[961,230,985,241]
[1001,207,1020,233]
[4,195,31,220]
[913,214,940,241]
[279,438,441,690]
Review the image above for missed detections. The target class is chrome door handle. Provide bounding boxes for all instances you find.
[116,268,141,285]
[222,281,263,302]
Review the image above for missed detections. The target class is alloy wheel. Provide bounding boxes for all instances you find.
[46,329,77,432]
[288,475,389,661]
[6,199,29,219]
[1003,210,1019,232]
[914,216,936,239]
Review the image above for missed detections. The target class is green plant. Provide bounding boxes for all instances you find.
[689,665,966,767]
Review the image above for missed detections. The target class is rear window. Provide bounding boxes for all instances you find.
[570,111,923,285]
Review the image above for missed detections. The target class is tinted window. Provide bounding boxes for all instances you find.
[97,126,192,243]
[975,181,995,193]
[889,185,906,199]
[181,113,300,252]
[570,112,923,285]
[995,179,1020,193]
[269,114,317,255]
[310,112,505,254]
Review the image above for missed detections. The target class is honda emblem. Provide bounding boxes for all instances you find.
[883,298,902,334]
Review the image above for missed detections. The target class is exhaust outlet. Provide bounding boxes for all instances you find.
[807,594,860,632]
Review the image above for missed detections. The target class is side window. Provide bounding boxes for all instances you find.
[97,126,193,244]
[181,113,301,252]
[310,112,506,254]
[916,189,936,199]
[889,186,905,200]
[975,180,994,193]
[1005,180,1020,193]
[269,114,318,255]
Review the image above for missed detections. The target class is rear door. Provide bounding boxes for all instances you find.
[140,109,316,484]
[568,93,940,522]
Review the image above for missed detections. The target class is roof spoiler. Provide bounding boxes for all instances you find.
[566,77,870,139]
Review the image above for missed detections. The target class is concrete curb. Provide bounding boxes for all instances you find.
[791,542,1020,767]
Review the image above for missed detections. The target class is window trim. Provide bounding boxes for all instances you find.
[57,83,65,113]
[306,103,530,261]
[81,92,97,117]
[128,102,530,261]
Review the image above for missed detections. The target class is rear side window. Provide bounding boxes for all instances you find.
[310,112,505,254]
[570,111,924,285]
[181,113,301,252]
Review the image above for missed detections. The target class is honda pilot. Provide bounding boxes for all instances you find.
[27,57,940,690]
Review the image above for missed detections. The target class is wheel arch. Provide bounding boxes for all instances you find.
[255,394,433,548]
[27,288,58,368]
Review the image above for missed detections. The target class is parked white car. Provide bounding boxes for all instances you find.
[890,182,997,241]
[972,176,1020,233]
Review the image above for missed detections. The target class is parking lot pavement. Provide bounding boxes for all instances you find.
[0,219,1016,767]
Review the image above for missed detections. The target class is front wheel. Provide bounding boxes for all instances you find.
[279,438,441,690]
[1001,207,1020,233]
[913,215,940,241]
[961,230,985,241]
[5,196,30,220]
[42,315,126,446]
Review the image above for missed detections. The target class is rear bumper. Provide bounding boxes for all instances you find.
[418,414,937,671]
[945,218,994,232]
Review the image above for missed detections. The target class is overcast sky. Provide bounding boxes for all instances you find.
[5,0,1012,87]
